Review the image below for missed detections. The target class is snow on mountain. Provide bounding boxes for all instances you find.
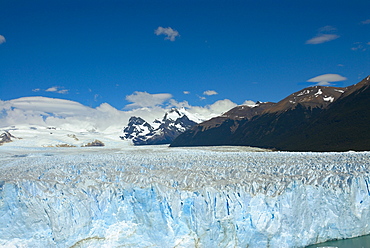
[0,146,369,247]
[0,131,19,146]
[0,126,130,149]
[171,76,370,151]
[120,108,202,145]
[264,85,345,114]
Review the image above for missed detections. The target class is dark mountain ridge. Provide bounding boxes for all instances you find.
[170,76,370,151]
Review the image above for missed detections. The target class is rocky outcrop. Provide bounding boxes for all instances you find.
[82,140,105,147]
[0,131,18,145]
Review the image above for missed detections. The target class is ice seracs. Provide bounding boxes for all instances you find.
[0,146,369,247]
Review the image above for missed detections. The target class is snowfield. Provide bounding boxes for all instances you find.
[0,145,369,247]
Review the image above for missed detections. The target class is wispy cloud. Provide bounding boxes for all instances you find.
[183,91,190,95]
[125,91,173,109]
[361,19,370,25]
[203,90,218,96]
[45,86,69,94]
[351,42,369,52]
[306,26,339,44]
[306,34,339,45]
[318,25,337,33]
[0,35,6,44]
[307,73,347,86]
[33,86,69,94]
[155,27,180,41]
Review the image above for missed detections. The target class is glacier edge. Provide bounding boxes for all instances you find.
[0,147,369,247]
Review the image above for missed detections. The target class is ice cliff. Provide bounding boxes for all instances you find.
[0,146,369,247]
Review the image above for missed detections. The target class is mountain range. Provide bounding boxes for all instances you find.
[120,108,201,145]
[170,76,370,152]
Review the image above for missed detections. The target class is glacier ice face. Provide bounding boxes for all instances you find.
[0,146,369,247]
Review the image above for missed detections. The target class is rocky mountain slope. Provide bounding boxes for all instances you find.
[170,76,370,151]
[120,108,201,145]
[0,131,18,145]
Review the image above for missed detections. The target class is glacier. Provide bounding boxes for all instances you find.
[0,146,369,247]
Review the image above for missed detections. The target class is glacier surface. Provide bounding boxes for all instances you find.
[0,146,369,247]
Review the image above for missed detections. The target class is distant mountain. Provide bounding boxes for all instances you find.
[0,131,17,145]
[120,108,201,145]
[170,76,370,151]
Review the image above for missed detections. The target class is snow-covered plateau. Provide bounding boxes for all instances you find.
[0,145,369,248]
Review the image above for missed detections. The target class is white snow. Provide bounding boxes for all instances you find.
[137,124,151,136]
[164,109,184,121]
[297,89,311,97]
[314,88,323,96]
[240,101,259,108]
[334,89,345,93]
[176,107,203,123]
[1,126,129,148]
[323,96,335,102]
[0,145,369,248]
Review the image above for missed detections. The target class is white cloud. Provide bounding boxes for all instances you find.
[43,86,69,94]
[168,99,191,109]
[203,90,218,96]
[155,27,180,41]
[316,82,333,86]
[361,19,370,25]
[186,99,237,120]
[57,89,69,94]
[318,25,337,32]
[183,91,190,95]
[306,26,339,44]
[45,86,58,92]
[306,34,339,45]
[0,35,5,44]
[242,100,256,106]
[4,97,91,116]
[0,96,160,132]
[0,95,239,132]
[125,91,173,109]
[307,74,347,86]
[351,42,368,52]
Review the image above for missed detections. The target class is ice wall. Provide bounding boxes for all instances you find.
[0,147,369,247]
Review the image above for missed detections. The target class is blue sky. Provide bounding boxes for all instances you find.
[0,0,369,110]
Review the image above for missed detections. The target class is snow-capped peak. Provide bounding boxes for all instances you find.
[121,108,200,145]
[163,108,185,121]
[162,107,203,123]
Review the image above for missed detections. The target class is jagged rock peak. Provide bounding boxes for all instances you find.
[120,108,200,145]
[127,116,147,125]
[163,108,184,121]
